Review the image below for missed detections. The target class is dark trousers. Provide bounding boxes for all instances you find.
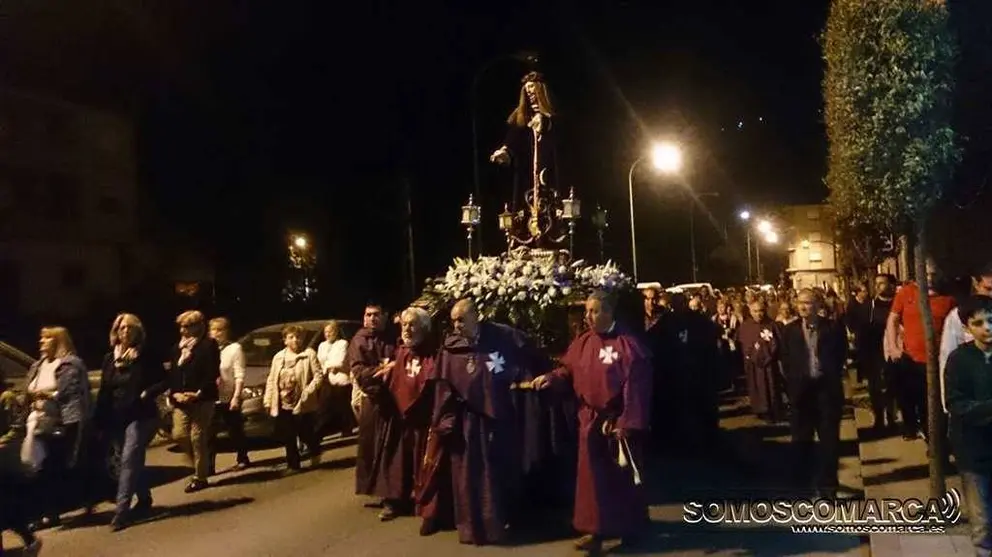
[0,472,37,554]
[275,410,320,470]
[37,421,82,520]
[213,405,250,466]
[859,353,897,426]
[790,377,842,490]
[895,358,927,436]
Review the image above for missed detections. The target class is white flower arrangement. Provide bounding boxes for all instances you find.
[423,248,632,326]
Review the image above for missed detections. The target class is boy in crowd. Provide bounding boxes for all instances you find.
[945,295,992,557]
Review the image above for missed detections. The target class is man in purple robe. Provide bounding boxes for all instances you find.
[347,302,396,506]
[429,298,535,545]
[372,307,437,523]
[533,290,653,555]
[737,299,784,422]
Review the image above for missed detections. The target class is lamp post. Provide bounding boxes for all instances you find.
[497,203,514,254]
[460,195,481,259]
[739,210,753,283]
[627,141,683,282]
[561,188,581,259]
[288,233,315,301]
[688,192,719,283]
[591,204,608,262]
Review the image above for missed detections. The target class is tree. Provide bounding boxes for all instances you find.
[823,0,961,497]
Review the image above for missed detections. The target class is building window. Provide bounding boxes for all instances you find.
[807,209,820,220]
[61,264,87,288]
[809,251,823,263]
[810,232,822,242]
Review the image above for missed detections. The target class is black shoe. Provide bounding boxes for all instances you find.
[110,513,128,532]
[184,479,208,493]
[133,497,153,516]
[378,506,397,522]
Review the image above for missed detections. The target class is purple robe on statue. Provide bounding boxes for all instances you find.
[549,325,652,538]
[432,322,533,545]
[737,318,783,418]
[348,327,396,496]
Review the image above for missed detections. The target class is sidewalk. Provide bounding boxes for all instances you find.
[852,391,974,556]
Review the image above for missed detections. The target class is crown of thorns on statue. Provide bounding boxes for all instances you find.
[521,71,545,84]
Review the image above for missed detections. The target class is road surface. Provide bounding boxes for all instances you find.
[3,432,868,556]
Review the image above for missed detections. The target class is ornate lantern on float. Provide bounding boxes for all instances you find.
[561,188,581,258]
[460,195,481,259]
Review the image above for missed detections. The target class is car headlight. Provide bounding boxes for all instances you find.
[241,386,265,399]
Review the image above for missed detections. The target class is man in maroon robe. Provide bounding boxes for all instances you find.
[533,290,653,555]
[347,302,396,506]
[427,298,536,545]
[373,307,436,523]
[737,299,784,422]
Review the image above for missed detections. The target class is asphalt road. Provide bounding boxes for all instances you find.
[2,427,870,557]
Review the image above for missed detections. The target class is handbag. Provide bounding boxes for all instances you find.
[32,399,64,438]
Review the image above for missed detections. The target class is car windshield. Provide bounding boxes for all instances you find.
[240,330,319,367]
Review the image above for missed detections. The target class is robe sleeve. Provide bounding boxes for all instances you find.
[349,337,384,397]
[616,340,652,432]
[430,351,459,436]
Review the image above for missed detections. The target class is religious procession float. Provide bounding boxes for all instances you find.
[413,69,635,353]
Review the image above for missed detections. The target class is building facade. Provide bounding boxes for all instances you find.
[782,204,841,292]
[0,88,212,320]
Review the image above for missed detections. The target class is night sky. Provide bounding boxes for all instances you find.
[0,0,831,312]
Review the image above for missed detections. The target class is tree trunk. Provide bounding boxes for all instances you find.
[898,235,912,281]
[913,221,946,499]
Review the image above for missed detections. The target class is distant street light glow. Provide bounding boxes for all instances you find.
[757,220,773,234]
[294,236,307,249]
[764,231,779,244]
[650,142,682,174]
[739,210,751,221]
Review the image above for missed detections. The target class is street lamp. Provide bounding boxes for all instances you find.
[293,236,307,249]
[561,188,581,259]
[739,209,753,283]
[757,219,773,235]
[591,204,608,262]
[628,141,683,282]
[765,231,779,244]
[460,194,481,259]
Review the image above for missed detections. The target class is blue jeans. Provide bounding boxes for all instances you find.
[962,471,992,557]
[114,418,157,516]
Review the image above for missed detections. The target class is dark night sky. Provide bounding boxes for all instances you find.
[0,0,831,311]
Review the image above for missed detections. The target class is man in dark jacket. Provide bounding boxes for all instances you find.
[780,289,848,497]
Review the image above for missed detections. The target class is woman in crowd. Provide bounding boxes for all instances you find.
[168,311,220,494]
[262,325,324,472]
[316,320,354,436]
[208,317,250,471]
[24,326,91,529]
[93,313,168,531]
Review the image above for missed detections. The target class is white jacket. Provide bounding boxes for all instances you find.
[263,348,324,417]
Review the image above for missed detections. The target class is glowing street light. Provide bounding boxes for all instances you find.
[738,210,751,221]
[650,142,683,174]
[764,231,779,244]
[757,219,773,235]
[293,235,308,249]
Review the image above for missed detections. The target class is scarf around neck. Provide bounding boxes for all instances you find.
[114,345,140,368]
[178,337,198,366]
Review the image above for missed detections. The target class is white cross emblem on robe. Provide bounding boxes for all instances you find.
[486,352,505,374]
[599,346,619,365]
[760,328,773,342]
[406,358,422,378]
